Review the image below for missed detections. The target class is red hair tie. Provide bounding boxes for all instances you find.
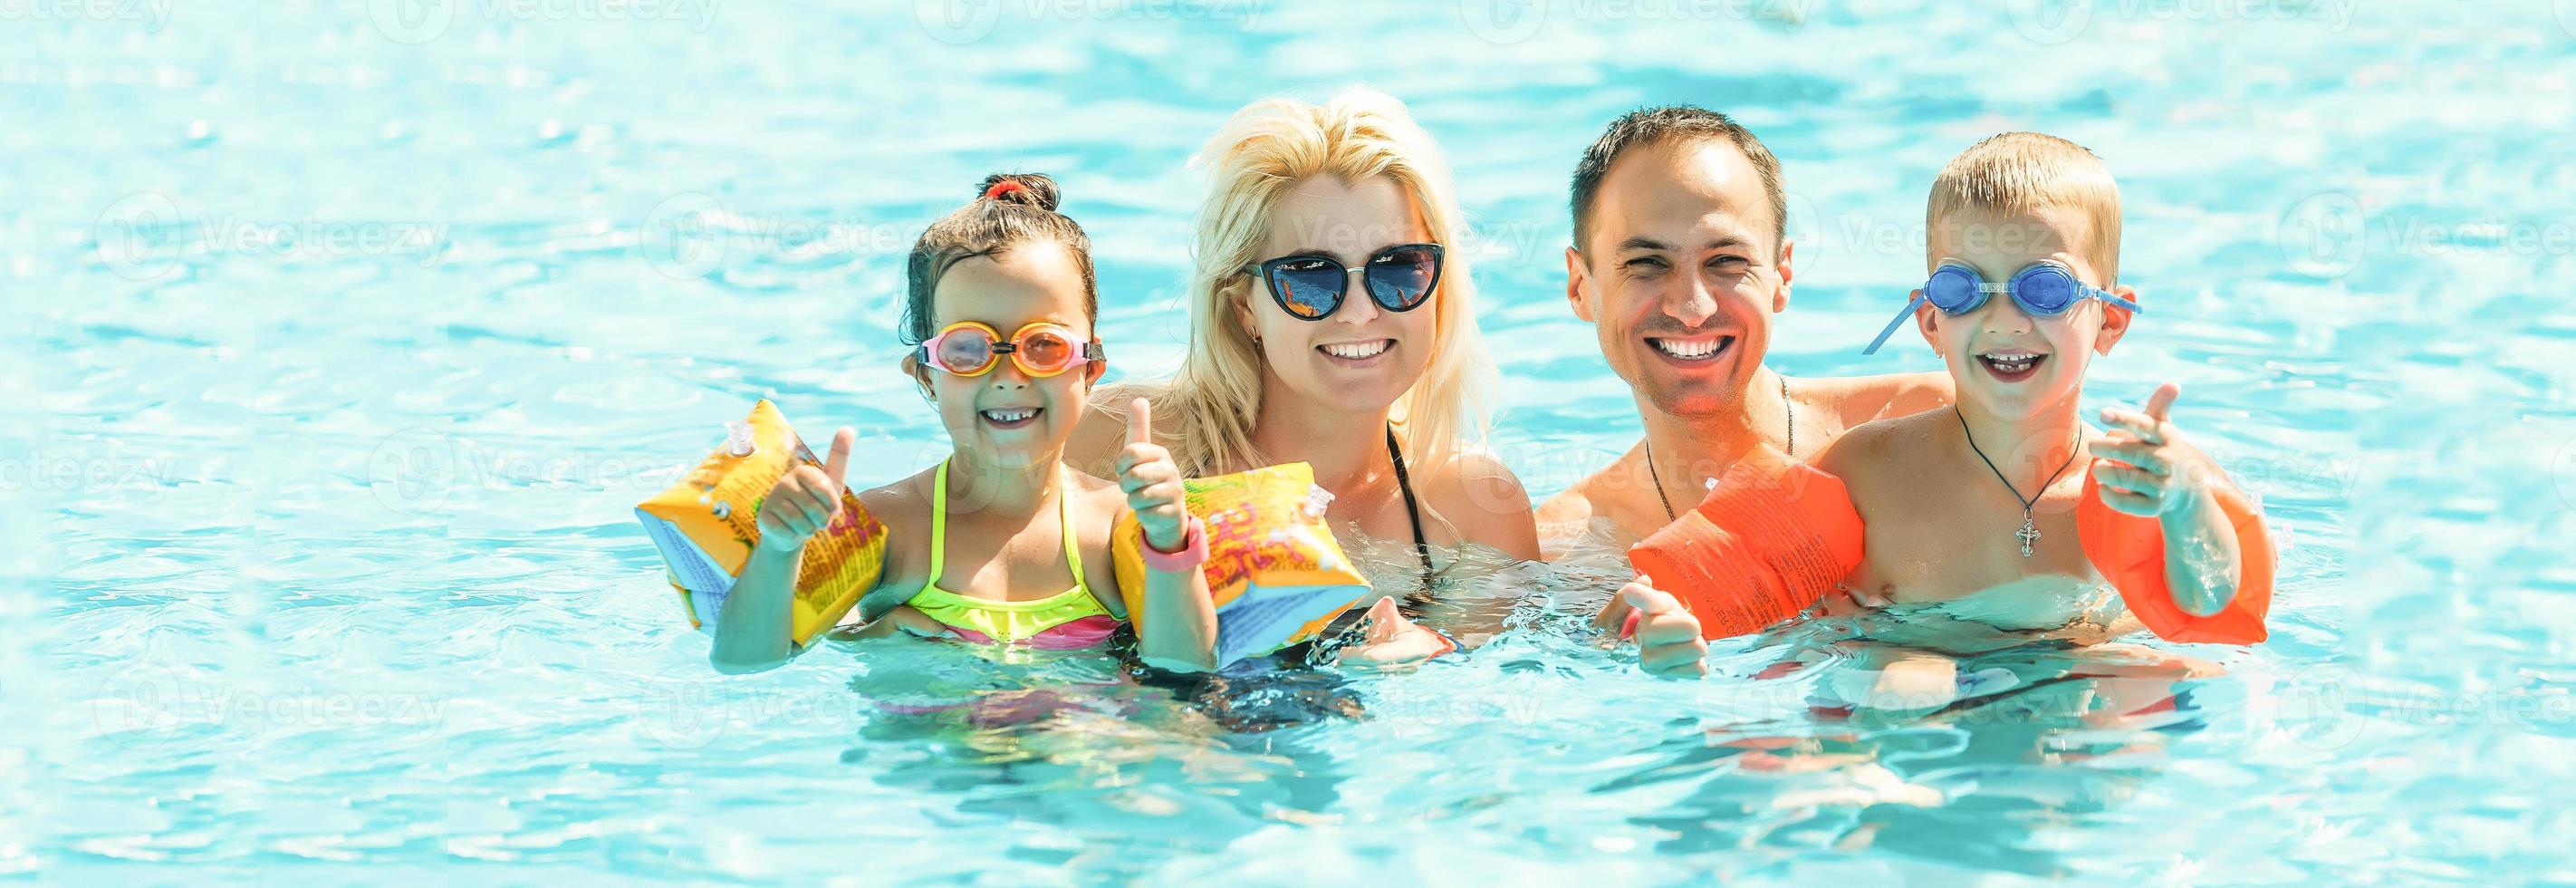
[984,180,1027,200]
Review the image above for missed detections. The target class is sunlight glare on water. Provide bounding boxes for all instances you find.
[10,0,2575,882]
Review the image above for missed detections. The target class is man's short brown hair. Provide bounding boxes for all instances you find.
[1570,105,1786,256]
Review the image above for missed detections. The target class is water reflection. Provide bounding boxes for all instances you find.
[816,526,2249,874]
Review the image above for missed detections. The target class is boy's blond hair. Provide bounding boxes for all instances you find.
[1927,132,2122,284]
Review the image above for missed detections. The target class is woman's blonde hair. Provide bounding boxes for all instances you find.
[1121,87,1496,477]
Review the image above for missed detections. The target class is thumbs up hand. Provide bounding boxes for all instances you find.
[1113,398,1190,554]
[2089,381,2216,517]
[755,426,856,555]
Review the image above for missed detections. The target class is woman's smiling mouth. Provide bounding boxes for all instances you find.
[1319,339,1395,364]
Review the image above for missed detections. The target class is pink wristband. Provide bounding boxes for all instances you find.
[1620,608,1643,641]
[1141,516,1207,573]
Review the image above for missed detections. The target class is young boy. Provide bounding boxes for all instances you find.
[1614,132,2273,675]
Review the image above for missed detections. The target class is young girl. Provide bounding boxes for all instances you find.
[707,174,1219,674]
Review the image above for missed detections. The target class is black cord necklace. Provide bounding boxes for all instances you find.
[1646,377,1795,522]
[1954,406,2084,558]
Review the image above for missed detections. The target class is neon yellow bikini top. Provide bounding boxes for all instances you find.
[901,460,1120,649]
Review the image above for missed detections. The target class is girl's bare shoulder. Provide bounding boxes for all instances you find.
[855,466,936,526]
[853,468,937,596]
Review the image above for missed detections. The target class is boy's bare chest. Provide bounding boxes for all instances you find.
[1845,457,2104,610]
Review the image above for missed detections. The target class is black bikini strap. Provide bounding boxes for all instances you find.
[1386,426,1435,588]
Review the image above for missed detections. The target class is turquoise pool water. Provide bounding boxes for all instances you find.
[16,1,2575,882]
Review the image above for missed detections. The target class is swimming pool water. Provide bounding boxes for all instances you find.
[14,1,2576,882]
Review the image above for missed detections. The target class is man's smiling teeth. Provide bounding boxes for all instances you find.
[1321,340,1392,360]
[1979,351,2044,373]
[1650,336,1731,360]
[980,407,1040,422]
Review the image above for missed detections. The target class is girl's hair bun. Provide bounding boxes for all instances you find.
[977,173,1060,212]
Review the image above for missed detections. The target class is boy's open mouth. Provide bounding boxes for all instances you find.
[1648,334,1733,364]
[1975,350,2048,383]
[978,406,1043,429]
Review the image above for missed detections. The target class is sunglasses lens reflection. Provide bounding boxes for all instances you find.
[1272,261,1346,319]
[1368,246,1439,310]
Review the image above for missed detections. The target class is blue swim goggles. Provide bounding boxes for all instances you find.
[1862,259,2141,354]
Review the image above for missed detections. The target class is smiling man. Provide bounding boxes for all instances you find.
[1540,107,1951,661]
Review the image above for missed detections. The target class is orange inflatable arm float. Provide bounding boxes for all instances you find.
[1626,449,1866,640]
[2074,473,2274,645]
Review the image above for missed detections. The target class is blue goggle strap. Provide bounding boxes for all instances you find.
[1861,292,1928,355]
[2081,282,2141,314]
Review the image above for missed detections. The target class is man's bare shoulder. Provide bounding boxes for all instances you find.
[1535,476,1598,526]
[1536,477,1631,561]
[1536,450,1664,557]
[1536,446,1641,526]
[1800,371,1955,427]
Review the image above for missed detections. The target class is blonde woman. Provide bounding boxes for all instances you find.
[1069,88,1539,657]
